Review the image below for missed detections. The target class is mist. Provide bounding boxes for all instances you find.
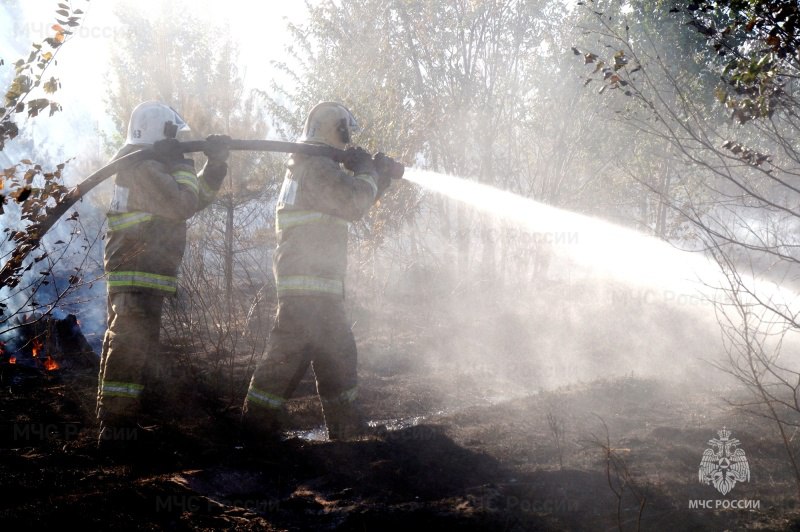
[1,0,795,432]
[2,0,800,528]
[358,169,737,400]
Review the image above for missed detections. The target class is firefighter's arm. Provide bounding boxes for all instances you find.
[197,134,230,208]
[135,158,199,220]
[309,150,379,221]
[197,161,227,209]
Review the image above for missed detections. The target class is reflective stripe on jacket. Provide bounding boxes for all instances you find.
[100,380,144,399]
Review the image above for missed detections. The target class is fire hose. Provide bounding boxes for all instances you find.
[0,139,404,288]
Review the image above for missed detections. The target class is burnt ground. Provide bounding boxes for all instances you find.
[1,339,800,531]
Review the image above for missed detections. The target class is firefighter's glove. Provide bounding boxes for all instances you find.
[152,138,183,163]
[342,146,376,176]
[204,134,231,164]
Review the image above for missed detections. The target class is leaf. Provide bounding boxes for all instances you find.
[12,186,32,203]
[571,47,581,55]
[584,53,598,64]
[26,98,49,118]
[6,74,33,104]
[52,23,66,33]
[43,77,59,94]
[613,51,628,70]
[766,35,780,49]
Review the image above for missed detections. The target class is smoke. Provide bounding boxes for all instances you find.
[0,140,107,354]
[354,169,781,409]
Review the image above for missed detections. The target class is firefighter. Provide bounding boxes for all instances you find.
[96,100,230,448]
[241,102,392,442]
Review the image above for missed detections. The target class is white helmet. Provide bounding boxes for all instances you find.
[300,101,359,150]
[125,100,190,146]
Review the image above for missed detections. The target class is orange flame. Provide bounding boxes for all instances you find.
[32,339,43,358]
[8,356,16,364]
[43,356,59,371]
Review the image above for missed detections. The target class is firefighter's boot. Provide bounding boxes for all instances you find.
[97,413,144,456]
[321,400,372,441]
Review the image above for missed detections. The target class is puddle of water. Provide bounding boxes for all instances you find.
[284,426,329,442]
[283,392,533,442]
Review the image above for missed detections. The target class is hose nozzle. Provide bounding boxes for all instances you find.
[373,152,405,180]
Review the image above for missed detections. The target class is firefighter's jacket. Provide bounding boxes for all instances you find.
[274,150,380,299]
[104,145,227,295]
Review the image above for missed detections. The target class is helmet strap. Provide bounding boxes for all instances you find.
[336,118,350,145]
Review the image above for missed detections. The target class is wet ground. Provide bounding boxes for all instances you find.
[1,344,799,531]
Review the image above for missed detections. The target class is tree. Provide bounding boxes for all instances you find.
[0,1,100,339]
[262,0,620,299]
[573,0,800,499]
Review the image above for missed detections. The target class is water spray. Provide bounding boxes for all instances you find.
[402,168,800,322]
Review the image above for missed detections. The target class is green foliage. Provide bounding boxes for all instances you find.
[0,160,72,291]
[263,1,599,237]
[679,0,798,124]
[0,1,89,301]
[0,3,86,150]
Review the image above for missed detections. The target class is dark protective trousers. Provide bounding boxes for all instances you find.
[243,297,359,437]
[96,292,164,422]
